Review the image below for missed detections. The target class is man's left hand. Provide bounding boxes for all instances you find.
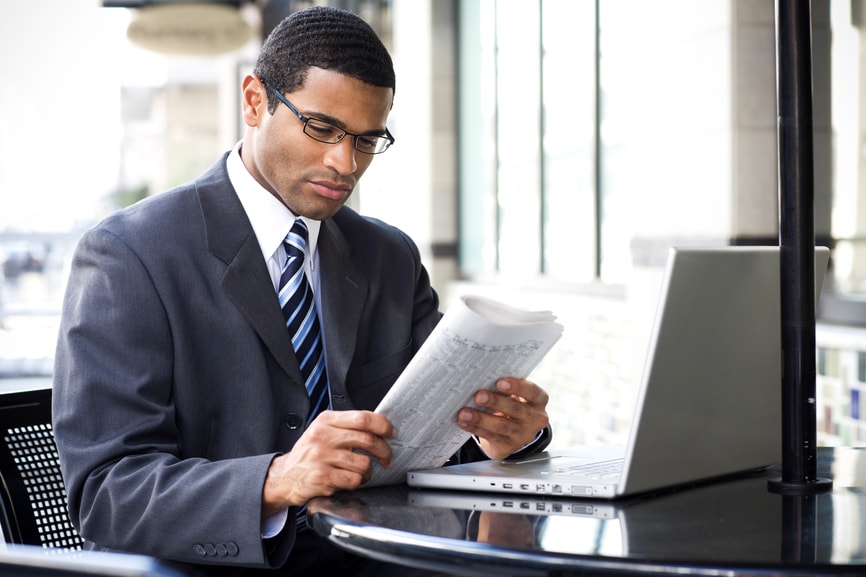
[456,378,550,460]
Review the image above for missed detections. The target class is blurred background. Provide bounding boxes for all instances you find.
[1,0,864,449]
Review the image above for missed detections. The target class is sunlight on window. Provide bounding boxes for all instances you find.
[541,0,596,282]
[0,1,129,386]
[829,0,866,293]
[0,0,242,386]
[494,2,542,277]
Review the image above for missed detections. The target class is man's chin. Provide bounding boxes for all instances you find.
[303,199,348,221]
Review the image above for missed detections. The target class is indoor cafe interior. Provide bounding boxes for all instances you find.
[0,1,865,575]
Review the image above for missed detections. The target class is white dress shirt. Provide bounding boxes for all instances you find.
[226,141,324,537]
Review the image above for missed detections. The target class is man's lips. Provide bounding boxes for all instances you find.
[310,181,352,201]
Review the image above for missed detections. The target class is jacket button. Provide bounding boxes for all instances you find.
[285,414,303,430]
[204,543,217,556]
[193,544,207,557]
[226,542,239,556]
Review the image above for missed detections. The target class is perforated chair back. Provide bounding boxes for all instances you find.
[0,387,84,549]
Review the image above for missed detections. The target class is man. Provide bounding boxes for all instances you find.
[52,6,551,577]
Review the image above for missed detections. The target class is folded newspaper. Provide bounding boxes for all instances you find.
[366,295,564,486]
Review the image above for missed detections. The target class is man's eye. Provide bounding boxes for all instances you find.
[356,136,379,151]
[306,121,342,140]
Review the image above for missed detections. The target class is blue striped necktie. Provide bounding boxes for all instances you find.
[279,219,329,425]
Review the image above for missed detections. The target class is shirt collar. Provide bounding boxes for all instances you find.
[227,141,321,264]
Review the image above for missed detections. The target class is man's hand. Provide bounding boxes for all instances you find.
[261,410,395,517]
[456,378,550,460]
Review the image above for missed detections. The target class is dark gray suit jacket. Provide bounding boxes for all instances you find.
[52,154,494,570]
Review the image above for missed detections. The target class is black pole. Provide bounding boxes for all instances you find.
[768,0,831,495]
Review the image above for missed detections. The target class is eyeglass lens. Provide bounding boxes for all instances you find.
[303,119,391,154]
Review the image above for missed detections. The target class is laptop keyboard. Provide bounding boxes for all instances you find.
[545,459,624,481]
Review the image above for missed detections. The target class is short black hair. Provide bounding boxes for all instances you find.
[254,6,395,114]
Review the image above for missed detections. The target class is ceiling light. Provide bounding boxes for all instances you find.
[126,3,254,56]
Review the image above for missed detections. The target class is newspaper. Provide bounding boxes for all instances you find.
[366,295,564,486]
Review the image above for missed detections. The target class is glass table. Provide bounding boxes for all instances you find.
[307,447,866,576]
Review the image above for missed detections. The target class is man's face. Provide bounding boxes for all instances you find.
[241,67,393,220]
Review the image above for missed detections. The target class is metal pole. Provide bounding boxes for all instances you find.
[768,0,831,495]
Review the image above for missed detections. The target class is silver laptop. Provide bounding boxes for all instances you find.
[407,246,831,499]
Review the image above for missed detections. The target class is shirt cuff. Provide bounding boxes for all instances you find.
[507,425,553,459]
[261,508,288,538]
[473,425,552,459]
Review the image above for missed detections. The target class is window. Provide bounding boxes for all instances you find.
[829,0,866,295]
[459,0,866,302]
[459,0,599,282]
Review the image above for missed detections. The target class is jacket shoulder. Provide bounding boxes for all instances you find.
[331,206,417,251]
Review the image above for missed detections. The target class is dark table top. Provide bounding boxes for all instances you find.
[307,447,866,576]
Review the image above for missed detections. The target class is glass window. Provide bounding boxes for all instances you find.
[0,1,394,389]
[459,0,602,282]
[541,0,597,282]
[458,0,499,275]
[829,0,866,294]
[495,2,543,276]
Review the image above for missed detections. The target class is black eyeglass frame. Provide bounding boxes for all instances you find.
[262,81,395,155]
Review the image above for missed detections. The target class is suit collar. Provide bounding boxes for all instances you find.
[196,157,368,402]
[196,155,305,386]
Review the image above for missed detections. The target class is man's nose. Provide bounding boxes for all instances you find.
[323,137,358,176]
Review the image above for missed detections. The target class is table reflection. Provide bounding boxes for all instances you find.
[308,448,866,575]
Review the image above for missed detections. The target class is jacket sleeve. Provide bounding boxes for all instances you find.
[52,225,288,569]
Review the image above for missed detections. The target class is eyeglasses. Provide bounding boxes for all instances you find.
[262,81,395,155]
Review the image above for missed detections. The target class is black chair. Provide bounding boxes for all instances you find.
[0,387,84,549]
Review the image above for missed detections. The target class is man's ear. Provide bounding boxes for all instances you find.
[241,74,266,127]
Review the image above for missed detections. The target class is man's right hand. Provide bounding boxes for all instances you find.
[261,410,396,517]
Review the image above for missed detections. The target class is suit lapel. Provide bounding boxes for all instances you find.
[194,156,368,396]
[318,218,368,400]
[196,156,305,385]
